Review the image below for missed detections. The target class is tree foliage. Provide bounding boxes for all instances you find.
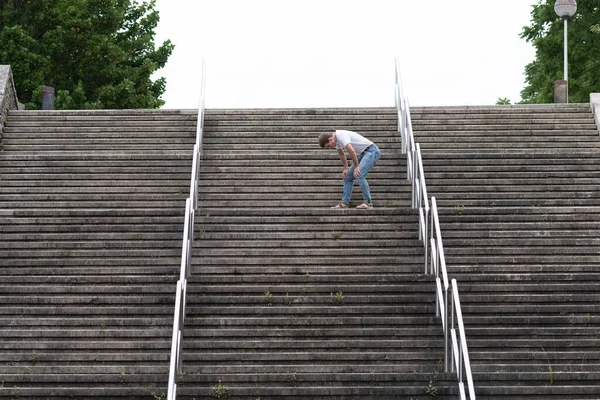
[0,0,174,109]
[520,1,600,103]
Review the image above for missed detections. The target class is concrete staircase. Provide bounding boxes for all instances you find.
[0,110,197,398]
[0,108,458,398]
[412,104,600,399]
[175,108,459,399]
[5,103,597,398]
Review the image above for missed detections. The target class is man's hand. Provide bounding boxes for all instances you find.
[341,168,349,179]
[344,144,361,178]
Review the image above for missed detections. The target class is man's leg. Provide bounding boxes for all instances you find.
[341,164,356,205]
[356,147,380,204]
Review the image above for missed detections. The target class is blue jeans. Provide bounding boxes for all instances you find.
[342,145,380,204]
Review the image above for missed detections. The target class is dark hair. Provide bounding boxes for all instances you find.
[318,132,333,148]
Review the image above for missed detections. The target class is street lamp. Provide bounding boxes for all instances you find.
[554,0,577,102]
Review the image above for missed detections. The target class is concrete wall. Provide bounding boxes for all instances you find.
[0,65,22,137]
[591,94,600,135]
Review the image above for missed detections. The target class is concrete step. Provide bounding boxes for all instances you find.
[0,171,404,182]
[419,141,600,149]
[411,103,591,115]
[422,150,600,161]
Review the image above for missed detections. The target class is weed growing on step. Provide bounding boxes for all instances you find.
[423,360,443,396]
[264,291,273,306]
[284,373,297,387]
[284,292,291,305]
[11,386,21,397]
[211,380,230,399]
[435,359,443,373]
[100,322,107,329]
[454,204,465,215]
[330,291,344,305]
[332,231,343,240]
[121,369,135,384]
[548,364,554,385]
[151,392,166,400]
[426,377,438,396]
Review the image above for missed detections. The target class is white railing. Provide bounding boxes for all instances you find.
[167,59,206,400]
[395,58,475,400]
[430,198,475,399]
[394,59,429,272]
[394,58,414,176]
[429,197,450,365]
[451,279,476,399]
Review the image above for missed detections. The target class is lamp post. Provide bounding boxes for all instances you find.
[554,0,577,102]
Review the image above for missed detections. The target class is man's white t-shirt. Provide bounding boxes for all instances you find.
[335,130,373,155]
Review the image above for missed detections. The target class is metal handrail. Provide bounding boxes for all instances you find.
[430,197,475,399]
[451,279,476,399]
[414,143,429,273]
[394,58,414,175]
[167,59,206,400]
[395,60,429,270]
[395,57,475,400]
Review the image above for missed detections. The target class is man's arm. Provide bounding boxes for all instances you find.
[344,144,361,177]
[337,148,349,178]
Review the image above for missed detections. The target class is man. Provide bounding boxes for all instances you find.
[318,130,381,209]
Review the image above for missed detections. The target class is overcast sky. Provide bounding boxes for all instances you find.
[153,0,540,109]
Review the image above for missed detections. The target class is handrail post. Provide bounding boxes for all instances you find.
[450,281,455,374]
[167,280,182,400]
[445,280,450,373]
[191,145,200,211]
[415,144,429,272]
[452,279,476,399]
[181,199,191,280]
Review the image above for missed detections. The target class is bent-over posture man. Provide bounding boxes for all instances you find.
[318,130,381,209]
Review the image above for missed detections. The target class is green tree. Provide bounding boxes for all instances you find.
[520,1,599,104]
[0,0,174,109]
